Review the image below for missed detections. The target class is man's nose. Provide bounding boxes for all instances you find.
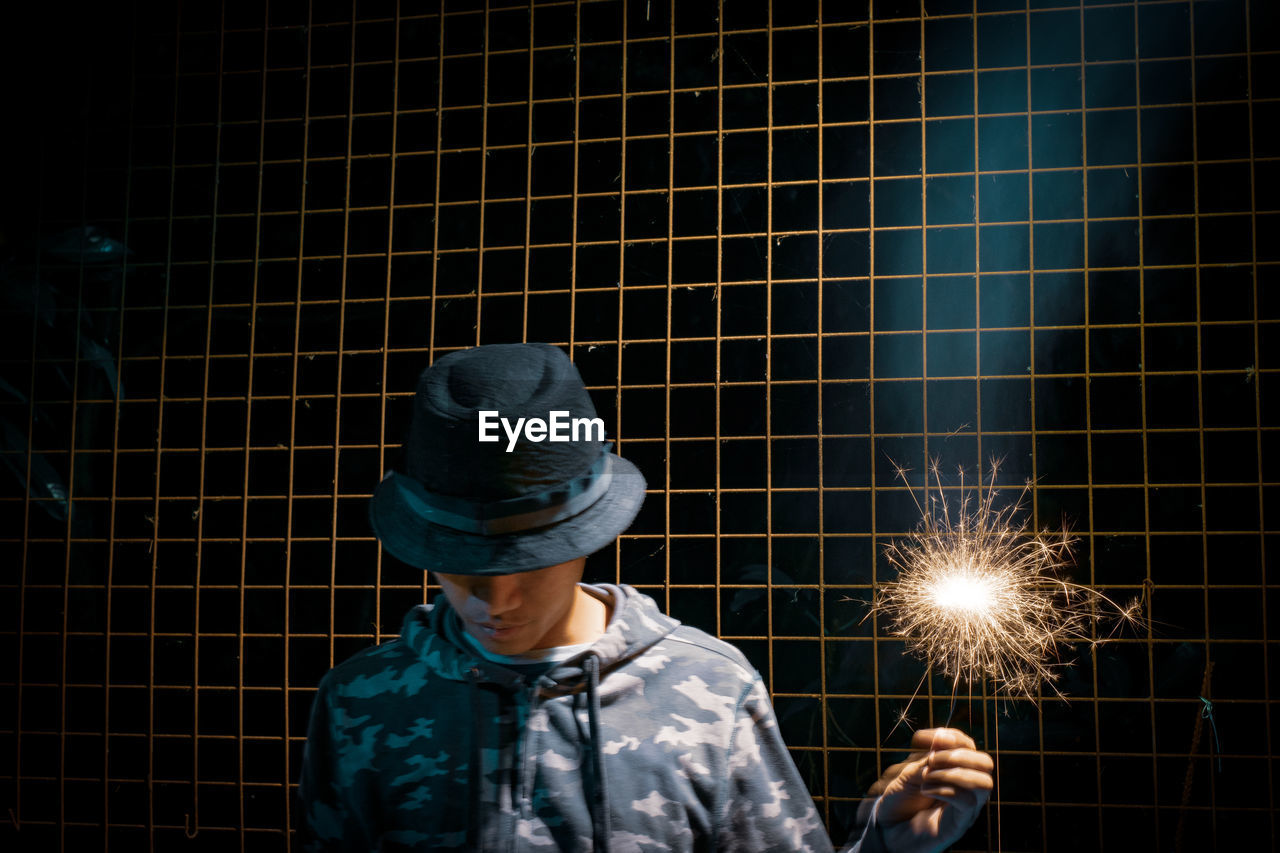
[473,575,521,616]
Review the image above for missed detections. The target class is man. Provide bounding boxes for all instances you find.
[297,343,992,852]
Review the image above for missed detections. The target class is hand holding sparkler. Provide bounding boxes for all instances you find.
[852,459,1141,852]
[865,728,993,853]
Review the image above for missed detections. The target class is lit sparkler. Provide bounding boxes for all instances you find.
[868,458,1142,701]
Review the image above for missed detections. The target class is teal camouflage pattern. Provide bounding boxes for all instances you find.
[297,584,885,852]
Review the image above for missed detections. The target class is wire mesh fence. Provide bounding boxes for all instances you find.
[0,0,1276,850]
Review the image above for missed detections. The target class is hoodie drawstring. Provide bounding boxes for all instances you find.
[581,654,611,853]
[466,666,482,849]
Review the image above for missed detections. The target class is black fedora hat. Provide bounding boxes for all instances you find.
[368,343,646,575]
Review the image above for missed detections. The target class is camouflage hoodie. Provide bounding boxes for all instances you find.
[298,584,887,852]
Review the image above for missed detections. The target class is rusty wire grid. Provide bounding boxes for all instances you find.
[1,0,1277,850]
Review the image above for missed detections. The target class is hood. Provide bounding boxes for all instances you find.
[399,583,681,691]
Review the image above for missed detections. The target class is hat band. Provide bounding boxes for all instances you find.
[386,446,615,536]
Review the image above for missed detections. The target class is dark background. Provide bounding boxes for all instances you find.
[1,0,1276,850]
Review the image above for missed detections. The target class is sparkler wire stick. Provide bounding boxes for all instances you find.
[863,458,1142,853]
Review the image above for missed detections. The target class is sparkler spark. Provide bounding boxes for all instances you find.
[868,458,1142,700]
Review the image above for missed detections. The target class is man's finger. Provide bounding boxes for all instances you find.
[897,755,931,783]
[912,727,977,751]
[874,755,935,824]
[915,782,991,816]
[919,766,995,793]
[926,747,995,774]
[868,752,928,796]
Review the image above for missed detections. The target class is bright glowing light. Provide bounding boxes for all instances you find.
[867,459,1143,699]
[931,571,995,613]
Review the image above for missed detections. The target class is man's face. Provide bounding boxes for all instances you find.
[435,557,587,655]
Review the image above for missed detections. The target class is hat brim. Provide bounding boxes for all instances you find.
[368,453,647,575]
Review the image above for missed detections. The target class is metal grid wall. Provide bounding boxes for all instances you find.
[1,0,1277,850]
